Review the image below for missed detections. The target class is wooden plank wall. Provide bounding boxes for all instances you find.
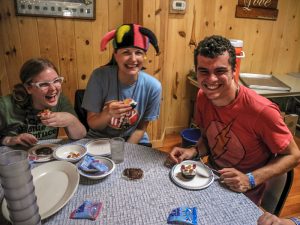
[0,0,123,100]
[141,0,300,137]
[142,0,169,145]
[0,0,300,146]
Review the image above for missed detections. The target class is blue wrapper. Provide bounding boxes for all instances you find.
[70,200,102,220]
[90,161,109,173]
[167,207,197,225]
[79,155,109,174]
[79,155,95,171]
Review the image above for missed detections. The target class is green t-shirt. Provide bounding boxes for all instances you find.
[0,94,76,140]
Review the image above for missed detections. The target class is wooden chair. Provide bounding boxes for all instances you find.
[261,169,294,216]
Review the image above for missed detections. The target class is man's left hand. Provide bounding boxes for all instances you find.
[219,168,251,192]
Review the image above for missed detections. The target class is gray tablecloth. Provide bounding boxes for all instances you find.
[0,139,263,225]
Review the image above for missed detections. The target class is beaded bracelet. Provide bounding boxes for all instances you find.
[246,172,256,189]
[290,217,300,225]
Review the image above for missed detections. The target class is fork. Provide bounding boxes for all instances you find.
[199,158,221,179]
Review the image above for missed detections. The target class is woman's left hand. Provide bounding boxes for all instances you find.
[40,112,76,128]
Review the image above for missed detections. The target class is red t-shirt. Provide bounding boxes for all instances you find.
[195,85,292,204]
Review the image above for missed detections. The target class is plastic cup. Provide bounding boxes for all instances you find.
[0,164,30,178]
[110,137,125,164]
[13,212,42,225]
[6,193,37,211]
[1,169,32,189]
[0,151,29,177]
[11,209,41,225]
[8,200,39,222]
[3,177,35,200]
[229,39,245,83]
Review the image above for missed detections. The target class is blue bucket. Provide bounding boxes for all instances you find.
[180,128,201,147]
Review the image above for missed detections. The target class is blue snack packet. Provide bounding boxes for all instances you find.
[79,155,95,171]
[90,160,109,173]
[70,200,102,220]
[167,207,197,225]
[79,155,109,173]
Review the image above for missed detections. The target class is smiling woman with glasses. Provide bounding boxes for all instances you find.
[0,58,86,147]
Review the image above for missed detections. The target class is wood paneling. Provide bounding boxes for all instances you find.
[0,0,123,114]
[0,10,10,96]
[74,21,93,90]
[123,0,143,24]
[56,19,78,101]
[37,18,59,66]
[0,1,23,88]
[141,0,300,140]
[1,0,300,145]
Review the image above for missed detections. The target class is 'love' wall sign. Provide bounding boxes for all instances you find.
[235,0,279,20]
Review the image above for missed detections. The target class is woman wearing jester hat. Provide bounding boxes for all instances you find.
[82,24,162,146]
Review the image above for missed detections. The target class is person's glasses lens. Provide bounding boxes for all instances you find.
[33,77,64,90]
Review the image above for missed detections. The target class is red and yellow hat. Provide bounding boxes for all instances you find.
[100,24,159,54]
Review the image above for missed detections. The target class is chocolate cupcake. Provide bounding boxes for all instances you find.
[181,164,196,179]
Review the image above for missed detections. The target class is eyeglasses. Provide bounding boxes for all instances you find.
[30,77,64,90]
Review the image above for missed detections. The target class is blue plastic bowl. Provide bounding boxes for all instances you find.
[180,128,201,147]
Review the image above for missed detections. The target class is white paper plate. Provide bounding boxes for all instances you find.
[2,161,79,220]
[85,139,111,156]
[77,156,115,180]
[28,144,59,162]
[170,160,214,190]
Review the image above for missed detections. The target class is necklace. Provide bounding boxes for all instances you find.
[116,72,139,101]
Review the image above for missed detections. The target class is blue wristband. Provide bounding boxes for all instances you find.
[246,172,256,189]
[290,217,300,225]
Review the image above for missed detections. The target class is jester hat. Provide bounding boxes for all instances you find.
[100,24,159,54]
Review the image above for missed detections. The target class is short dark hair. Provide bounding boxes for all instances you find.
[194,35,236,71]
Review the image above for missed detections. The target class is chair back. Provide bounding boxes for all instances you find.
[74,89,89,130]
[261,169,294,216]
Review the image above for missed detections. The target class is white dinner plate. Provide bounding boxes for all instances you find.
[28,144,59,162]
[170,160,214,190]
[77,156,115,180]
[2,161,79,221]
[85,139,111,156]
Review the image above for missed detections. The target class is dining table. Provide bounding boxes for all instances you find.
[0,139,263,225]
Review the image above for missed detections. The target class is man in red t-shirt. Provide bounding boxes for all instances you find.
[168,35,300,205]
